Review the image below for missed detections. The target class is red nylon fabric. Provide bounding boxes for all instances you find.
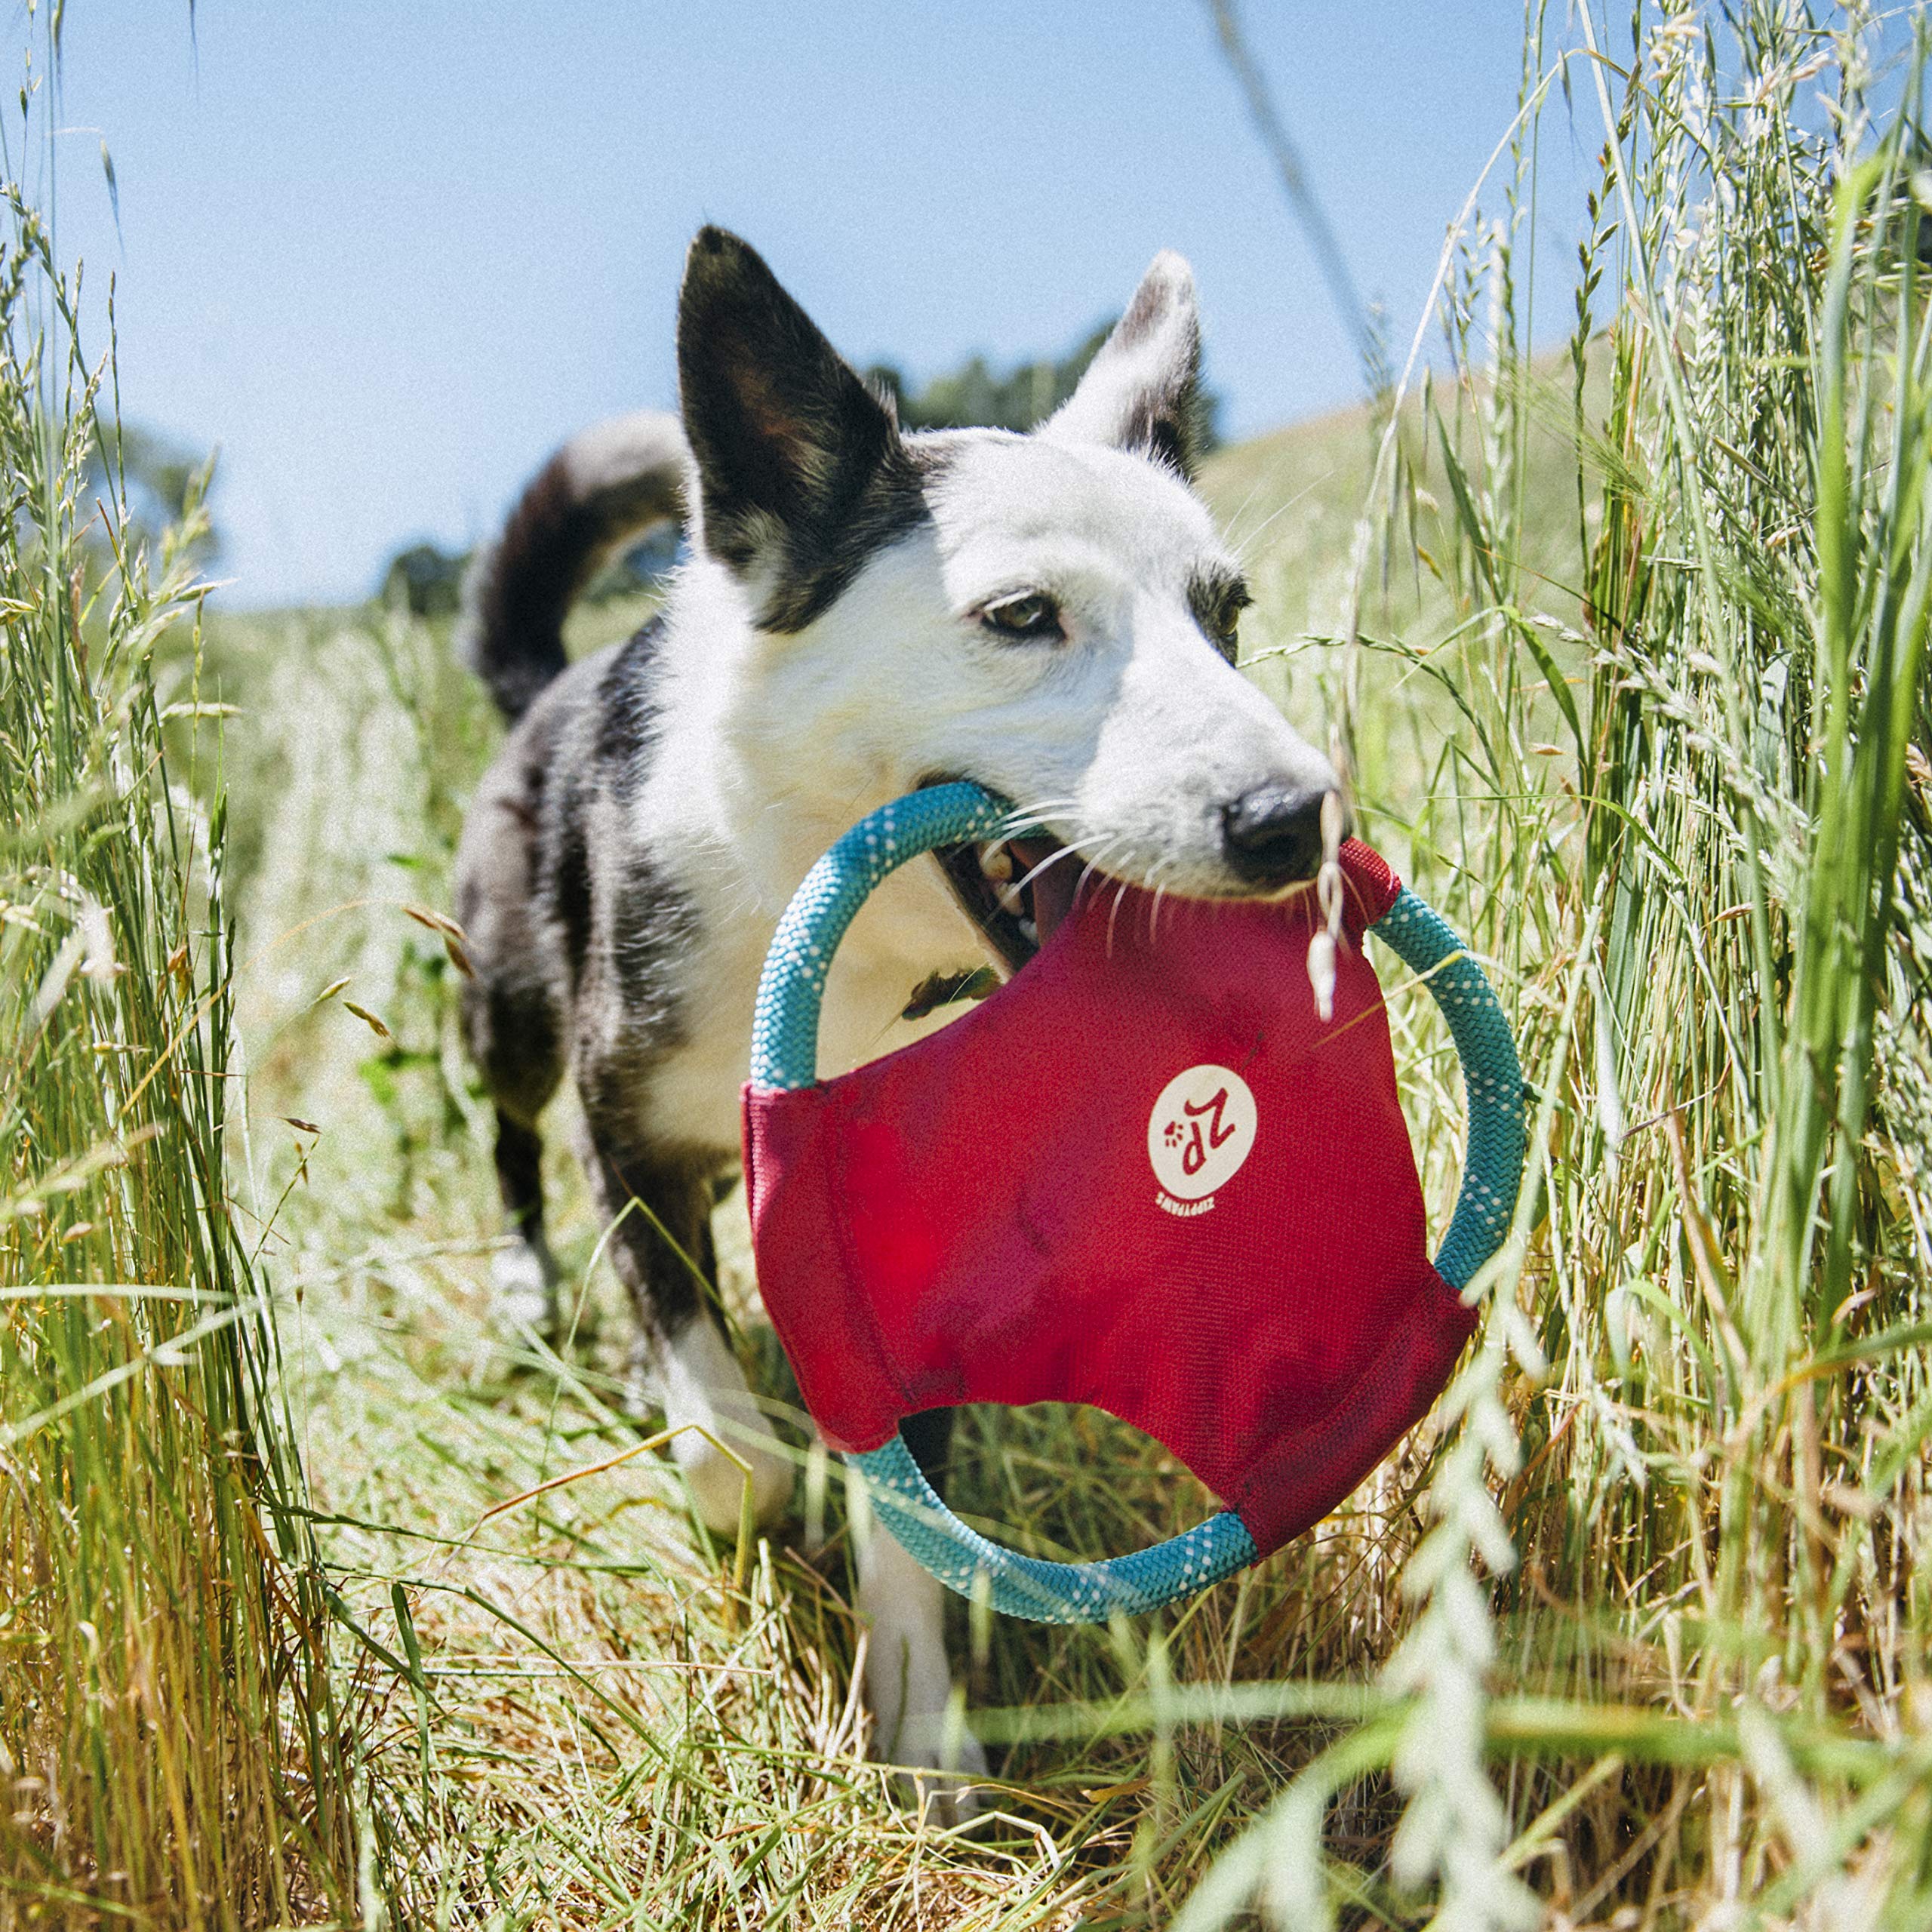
[740,840,1475,1558]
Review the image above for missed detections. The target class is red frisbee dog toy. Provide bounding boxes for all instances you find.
[741,783,1523,1623]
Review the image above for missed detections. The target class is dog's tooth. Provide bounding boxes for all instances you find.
[977,842,1014,882]
[1017,916,1039,945]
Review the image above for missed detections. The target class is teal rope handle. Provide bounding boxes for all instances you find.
[749,782,1525,1622]
[1369,891,1525,1291]
[751,784,1011,1091]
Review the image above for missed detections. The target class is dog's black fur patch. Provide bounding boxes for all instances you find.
[585,1138,721,1340]
[595,619,666,801]
[1188,568,1249,666]
[466,457,685,722]
[455,605,709,1342]
[610,841,698,1046]
[678,227,934,632]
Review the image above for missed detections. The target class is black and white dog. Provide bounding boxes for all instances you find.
[452,227,1339,1805]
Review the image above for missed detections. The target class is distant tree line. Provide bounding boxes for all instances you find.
[862,321,1119,434]
[863,315,1222,447]
[380,542,467,619]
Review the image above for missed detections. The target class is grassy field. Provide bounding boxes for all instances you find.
[9,4,1932,1927]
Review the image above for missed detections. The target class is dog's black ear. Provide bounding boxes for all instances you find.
[678,227,918,626]
[1044,251,1203,478]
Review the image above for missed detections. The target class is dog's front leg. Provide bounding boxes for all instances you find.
[856,1411,987,1822]
[651,1310,795,1531]
[581,1131,794,1531]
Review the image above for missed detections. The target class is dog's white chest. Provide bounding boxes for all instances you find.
[641,853,983,1154]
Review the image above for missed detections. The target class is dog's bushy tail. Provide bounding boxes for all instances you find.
[457,411,688,722]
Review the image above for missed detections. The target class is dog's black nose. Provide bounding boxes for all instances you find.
[1220,784,1337,887]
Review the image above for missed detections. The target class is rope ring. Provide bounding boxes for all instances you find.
[749,782,1524,1622]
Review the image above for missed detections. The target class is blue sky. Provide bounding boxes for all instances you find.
[46,3,1588,606]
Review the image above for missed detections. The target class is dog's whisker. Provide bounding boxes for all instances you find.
[1015,842,1087,894]
[1229,478,1323,563]
[1075,842,1124,901]
[1147,869,1175,947]
[998,818,1087,844]
[1106,875,1135,958]
[998,798,1088,836]
[1219,472,1270,550]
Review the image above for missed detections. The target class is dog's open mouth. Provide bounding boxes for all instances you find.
[933,832,1084,977]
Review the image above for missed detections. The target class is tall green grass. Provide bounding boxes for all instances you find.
[0,37,358,1924]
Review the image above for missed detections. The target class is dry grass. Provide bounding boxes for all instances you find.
[0,60,358,1921]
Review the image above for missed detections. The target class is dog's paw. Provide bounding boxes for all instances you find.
[630,1322,795,1536]
[888,1715,991,1829]
[669,1422,794,1537]
[898,1767,987,1829]
[489,1238,557,1337]
[857,1526,989,1823]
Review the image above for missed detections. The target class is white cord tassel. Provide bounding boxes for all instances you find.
[1307,790,1347,1022]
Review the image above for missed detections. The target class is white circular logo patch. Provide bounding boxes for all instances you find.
[1147,1064,1258,1203]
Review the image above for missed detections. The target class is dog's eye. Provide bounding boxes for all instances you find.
[1201,583,1251,662]
[980,592,1063,641]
